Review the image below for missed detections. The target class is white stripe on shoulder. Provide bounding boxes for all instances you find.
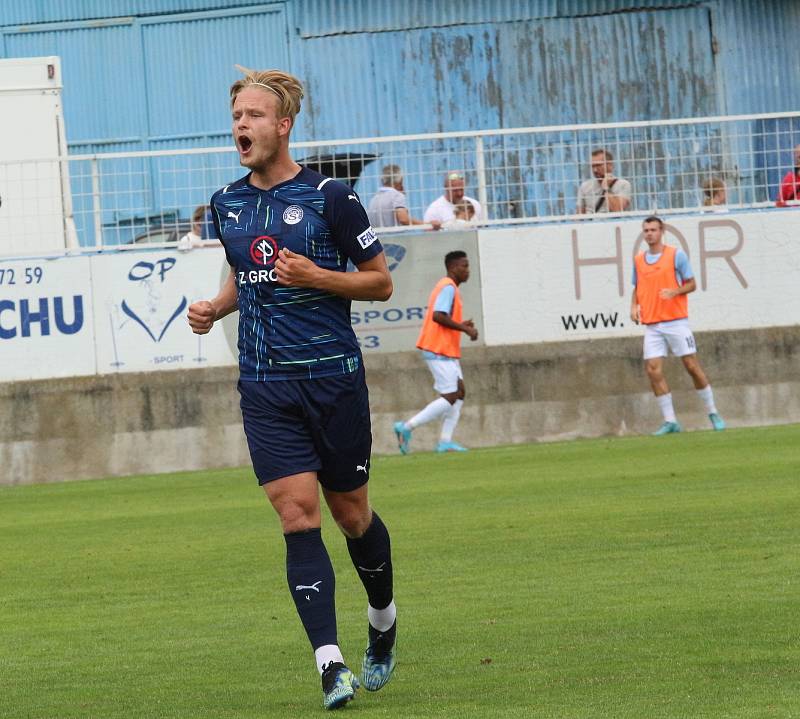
[316,178,332,190]
[222,184,230,193]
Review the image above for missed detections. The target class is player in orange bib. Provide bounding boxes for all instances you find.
[393,251,478,453]
[631,216,725,435]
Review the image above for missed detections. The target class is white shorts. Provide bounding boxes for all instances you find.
[425,358,463,394]
[643,318,697,360]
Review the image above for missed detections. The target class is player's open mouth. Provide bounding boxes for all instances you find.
[238,136,253,153]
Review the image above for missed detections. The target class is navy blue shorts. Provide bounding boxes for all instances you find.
[237,364,372,491]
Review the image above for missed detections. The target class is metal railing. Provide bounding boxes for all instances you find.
[0,110,798,252]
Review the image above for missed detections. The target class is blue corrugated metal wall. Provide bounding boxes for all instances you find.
[0,1,268,26]
[2,5,288,152]
[2,1,797,144]
[1,0,798,241]
[298,5,718,140]
[4,19,146,151]
[291,0,700,38]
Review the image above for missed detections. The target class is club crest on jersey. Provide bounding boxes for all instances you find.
[283,205,304,225]
[357,226,377,250]
[250,235,278,266]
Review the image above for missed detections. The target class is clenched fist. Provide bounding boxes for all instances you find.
[187,300,216,335]
[275,248,322,287]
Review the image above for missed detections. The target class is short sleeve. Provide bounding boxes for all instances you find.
[779,171,799,202]
[323,182,383,264]
[210,190,235,267]
[392,190,407,210]
[432,284,456,314]
[423,199,441,223]
[614,179,632,200]
[674,249,694,282]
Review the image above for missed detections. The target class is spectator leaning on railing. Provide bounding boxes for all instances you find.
[776,144,800,206]
[424,171,483,227]
[367,164,440,230]
[577,148,631,214]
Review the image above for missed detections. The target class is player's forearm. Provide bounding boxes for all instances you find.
[314,267,393,301]
[675,279,696,295]
[212,271,239,319]
[433,313,469,333]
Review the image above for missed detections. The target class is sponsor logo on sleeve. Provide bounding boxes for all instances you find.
[357,227,377,250]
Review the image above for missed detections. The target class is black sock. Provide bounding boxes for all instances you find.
[284,528,338,649]
[346,512,394,611]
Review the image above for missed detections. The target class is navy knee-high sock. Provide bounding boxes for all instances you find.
[284,528,338,650]
[346,512,394,611]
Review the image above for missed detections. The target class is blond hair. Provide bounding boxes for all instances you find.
[230,66,304,124]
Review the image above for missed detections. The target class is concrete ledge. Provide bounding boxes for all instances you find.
[2,326,799,485]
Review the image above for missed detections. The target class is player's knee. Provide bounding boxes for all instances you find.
[684,357,702,374]
[272,501,319,533]
[645,363,662,380]
[332,507,372,538]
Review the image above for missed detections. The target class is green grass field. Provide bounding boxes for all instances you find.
[2,425,799,718]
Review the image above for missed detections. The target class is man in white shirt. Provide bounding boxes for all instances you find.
[577,149,632,214]
[367,164,440,229]
[424,171,483,226]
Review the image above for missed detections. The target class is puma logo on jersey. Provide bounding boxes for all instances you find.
[347,194,358,202]
[227,209,243,222]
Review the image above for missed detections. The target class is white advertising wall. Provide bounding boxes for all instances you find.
[2,209,799,382]
[90,249,237,375]
[0,249,239,382]
[350,231,483,354]
[0,232,483,382]
[478,209,800,346]
[0,254,95,380]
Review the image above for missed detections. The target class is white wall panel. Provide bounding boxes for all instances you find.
[479,209,800,346]
[89,247,235,374]
[0,254,95,380]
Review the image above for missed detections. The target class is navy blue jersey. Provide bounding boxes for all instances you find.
[210,166,382,381]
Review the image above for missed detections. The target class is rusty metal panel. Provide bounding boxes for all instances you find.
[712,0,800,114]
[297,23,502,140]
[292,0,699,38]
[295,5,716,142]
[496,6,718,127]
